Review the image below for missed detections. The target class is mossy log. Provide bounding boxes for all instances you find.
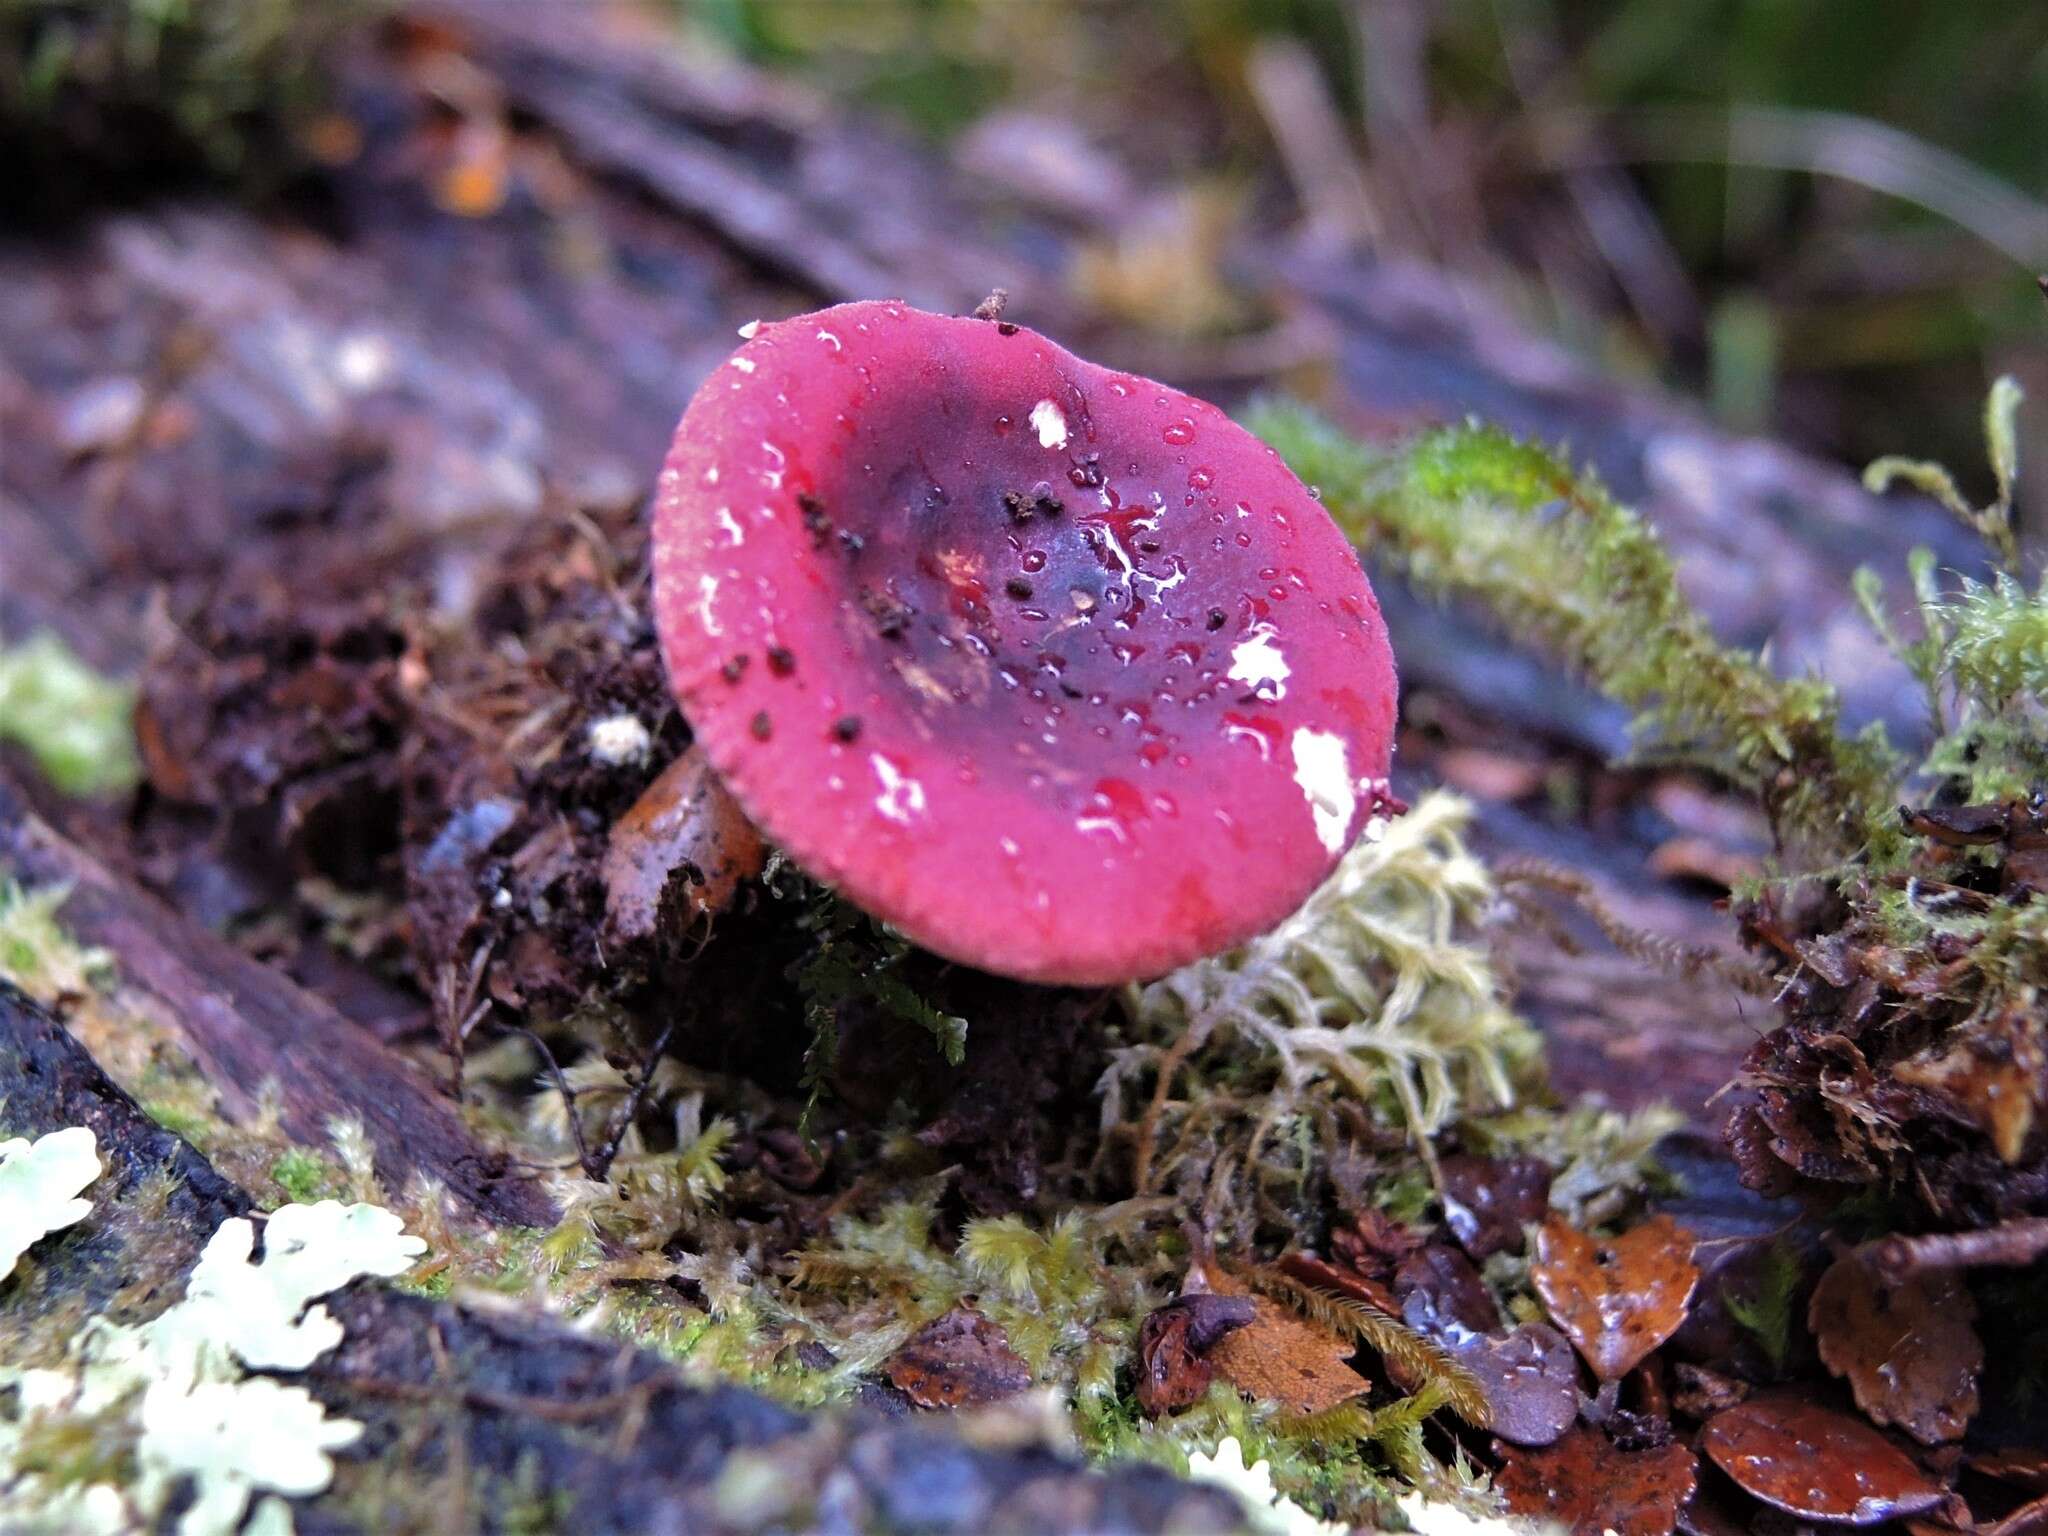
[0,982,1242,1534]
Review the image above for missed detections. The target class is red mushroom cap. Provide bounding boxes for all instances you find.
[651,301,1397,985]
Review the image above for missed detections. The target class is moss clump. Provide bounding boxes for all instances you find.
[1109,793,1543,1237]
[0,632,137,800]
[1253,379,2048,1225]
[0,0,369,193]
[1245,402,1903,864]
[0,882,113,1002]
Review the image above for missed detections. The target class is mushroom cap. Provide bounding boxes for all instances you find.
[652,301,1397,985]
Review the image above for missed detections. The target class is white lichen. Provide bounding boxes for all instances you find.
[0,1125,102,1280]
[1186,1436,1348,1536]
[0,1196,427,1536]
[1396,1489,1563,1535]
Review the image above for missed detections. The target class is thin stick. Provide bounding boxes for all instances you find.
[590,1017,680,1180]
[1862,1217,2048,1287]
[515,1026,597,1179]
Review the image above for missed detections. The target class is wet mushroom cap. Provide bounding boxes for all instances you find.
[652,300,1397,985]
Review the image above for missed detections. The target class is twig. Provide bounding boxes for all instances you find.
[515,1026,597,1179]
[589,1016,679,1180]
[1861,1217,2048,1287]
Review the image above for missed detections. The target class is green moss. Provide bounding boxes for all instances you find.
[0,881,112,999]
[268,1148,338,1207]
[1722,1239,1803,1375]
[0,0,372,184]
[0,633,138,800]
[1245,401,1903,864]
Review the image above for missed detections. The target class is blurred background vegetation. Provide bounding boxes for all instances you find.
[688,0,2048,483]
[4,0,2044,492]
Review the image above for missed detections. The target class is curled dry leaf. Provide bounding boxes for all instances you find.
[881,1306,1034,1410]
[1808,1251,1981,1445]
[1192,1263,1371,1416]
[601,745,765,942]
[1135,1292,1257,1418]
[1700,1394,1947,1526]
[1495,1424,1697,1536]
[1440,1152,1553,1260]
[1533,1215,1700,1381]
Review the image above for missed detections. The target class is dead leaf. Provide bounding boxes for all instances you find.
[602,746,764,942]
[1700,1393,1947,1526]
[1809,1251,1981,1445]
[1135,1292,1256,1418]
[1395,1242,1502,1341]
[1670,1362,1748,1422]
[1440,1152,1553,1260]
[1496,1424,1697,1536]
[1275,1251,1400,1316]
[1533,1215,1700,1381]
[1648,834,1760,890]
[1191,1263,1370,1415]
[881,1306,1034,1410]
[1454,1322,1580,1447]
[1330,1208,1424,1274]
[1436,747,1546,802]
[1971,1448,2048,1494]
[1893,1007,2043,1165]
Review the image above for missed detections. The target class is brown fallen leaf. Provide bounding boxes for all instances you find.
[1670,1362,1749,1422]
[1700,1393,1947,1526]
[1809,1251,1981,1445]
[1453,1322,1579,1447]
[1440,1152,1553,1260]
[1982,1494,2048,1536]
[1971,1447,2048,1495]
[1190,1263,1370,1416]
[882,1306,1034,1410]
[1395,1242,1502,1340]
[1134,1292,1257,1418]
[1275,1251,1400,1317]
[602,746,764,942]
[1496,1424,1697,1536]
[1533,1215,1700,1381]
[1330,1208,1425,1275]
[1893,1006,2043,1164]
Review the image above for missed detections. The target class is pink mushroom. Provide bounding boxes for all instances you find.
[651,300,1398,985]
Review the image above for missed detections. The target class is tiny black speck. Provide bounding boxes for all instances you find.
[750,711,772,740]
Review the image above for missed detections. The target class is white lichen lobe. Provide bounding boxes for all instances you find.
[0,1125,101,1279]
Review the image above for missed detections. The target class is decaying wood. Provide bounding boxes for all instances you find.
[0,983,1242,1535]
[0,771,554,1228]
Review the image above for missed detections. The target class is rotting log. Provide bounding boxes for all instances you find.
[0,982,1243,1535]
[0,771,556,1229]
